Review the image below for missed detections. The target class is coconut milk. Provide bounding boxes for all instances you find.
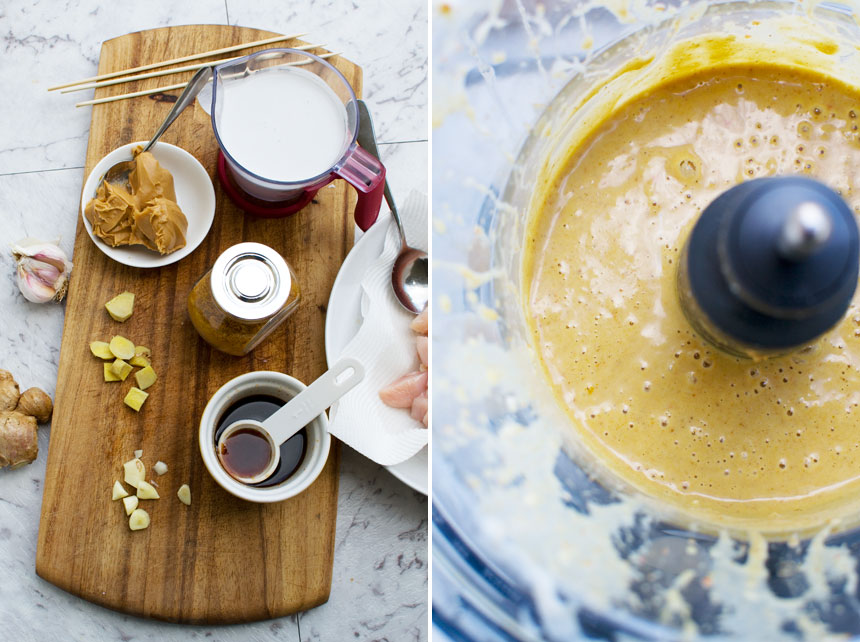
[215,66,349,183]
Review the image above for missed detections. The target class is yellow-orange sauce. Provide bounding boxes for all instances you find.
[525,64,860,531]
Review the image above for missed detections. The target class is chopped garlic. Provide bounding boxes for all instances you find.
[122,495,138,516]
[136,480,159,500]
[177,484,191,506]
[123,458,145,489]
[111,480,128,500]
[129,508,150,531]
[153,461,168,476]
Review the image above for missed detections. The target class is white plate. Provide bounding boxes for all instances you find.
[325,218,428,495]
[80,142,216,268]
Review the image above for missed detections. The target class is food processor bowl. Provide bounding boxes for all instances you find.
[433,0,860,639]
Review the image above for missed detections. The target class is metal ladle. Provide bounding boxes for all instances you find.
[356,100,429,314]
[96,66,213,194]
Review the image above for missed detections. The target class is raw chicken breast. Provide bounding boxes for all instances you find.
[410,308,428,335]
[411,392,428,426]
[379,371,428,409]
[416,335,428,368]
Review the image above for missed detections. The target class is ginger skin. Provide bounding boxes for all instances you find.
[0,370,20,411]
[0,370,54,469]
[0,411,38,469]
[16,388,53,424]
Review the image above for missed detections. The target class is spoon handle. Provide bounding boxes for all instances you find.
[142,66,213,153]
[356,100,407,245]
[262,358,365,446]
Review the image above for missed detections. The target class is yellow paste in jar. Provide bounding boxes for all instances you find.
[525,62,860,532]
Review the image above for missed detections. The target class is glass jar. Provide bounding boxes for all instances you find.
[188,242,300,356]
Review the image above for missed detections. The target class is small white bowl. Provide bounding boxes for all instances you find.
[80,141,216,268]
[199,371,331,503]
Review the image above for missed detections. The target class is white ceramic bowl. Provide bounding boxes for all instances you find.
[80,141,216,268]
[199,371,331,503]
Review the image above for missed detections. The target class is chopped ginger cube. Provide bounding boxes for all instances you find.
[129,345,151,368]
[104,362,121,382]
[124,387,149,411]
[134,365,157,390]
[109,336,135,360]
[89,341,114,359]
[110,359,133,381]
[105,292,135,322]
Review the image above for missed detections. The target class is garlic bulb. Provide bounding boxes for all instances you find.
[11,239,73,304]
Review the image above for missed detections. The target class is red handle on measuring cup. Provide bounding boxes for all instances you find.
[353,169,386,231]
[336,144,386,231]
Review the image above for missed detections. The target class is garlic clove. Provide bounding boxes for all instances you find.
[16,263,58,303]
[10,239,73,304]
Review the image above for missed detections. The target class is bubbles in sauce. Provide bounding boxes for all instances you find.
[526,66,860,524]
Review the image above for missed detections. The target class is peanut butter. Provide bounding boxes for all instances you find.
[84,149,188,255]
[526,62,860,532]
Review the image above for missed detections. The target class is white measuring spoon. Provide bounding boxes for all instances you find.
[216,358,364,484]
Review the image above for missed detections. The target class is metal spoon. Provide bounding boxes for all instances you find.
[96,66,213,193]
[356,100,429,314]
[216,358,365,485]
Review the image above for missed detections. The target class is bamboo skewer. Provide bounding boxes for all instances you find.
[49,33,307,91]
[60,42,325,94]
[74,52,342,108]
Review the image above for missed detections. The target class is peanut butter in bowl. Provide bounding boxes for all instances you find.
[79,141,216,269]
[84,146,188,255]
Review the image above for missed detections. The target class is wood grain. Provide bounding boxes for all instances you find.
[35,25,358,624]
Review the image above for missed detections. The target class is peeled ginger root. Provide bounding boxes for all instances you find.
[0,411,38,470]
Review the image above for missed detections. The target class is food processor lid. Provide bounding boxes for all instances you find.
[686,176,859,349]
[210,242,291,321]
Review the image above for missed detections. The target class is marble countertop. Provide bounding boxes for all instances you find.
[0,1,428,640]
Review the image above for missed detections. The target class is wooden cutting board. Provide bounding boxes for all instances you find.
[35,25,358,624]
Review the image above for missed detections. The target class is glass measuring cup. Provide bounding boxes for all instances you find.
[210,48,385,230]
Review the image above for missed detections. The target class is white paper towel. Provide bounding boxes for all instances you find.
[327,191,429,466]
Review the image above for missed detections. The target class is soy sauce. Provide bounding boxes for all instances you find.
[219,428,272,479]
[214,395,307,488]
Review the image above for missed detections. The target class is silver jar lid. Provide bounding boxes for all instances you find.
[210,242,291,321]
